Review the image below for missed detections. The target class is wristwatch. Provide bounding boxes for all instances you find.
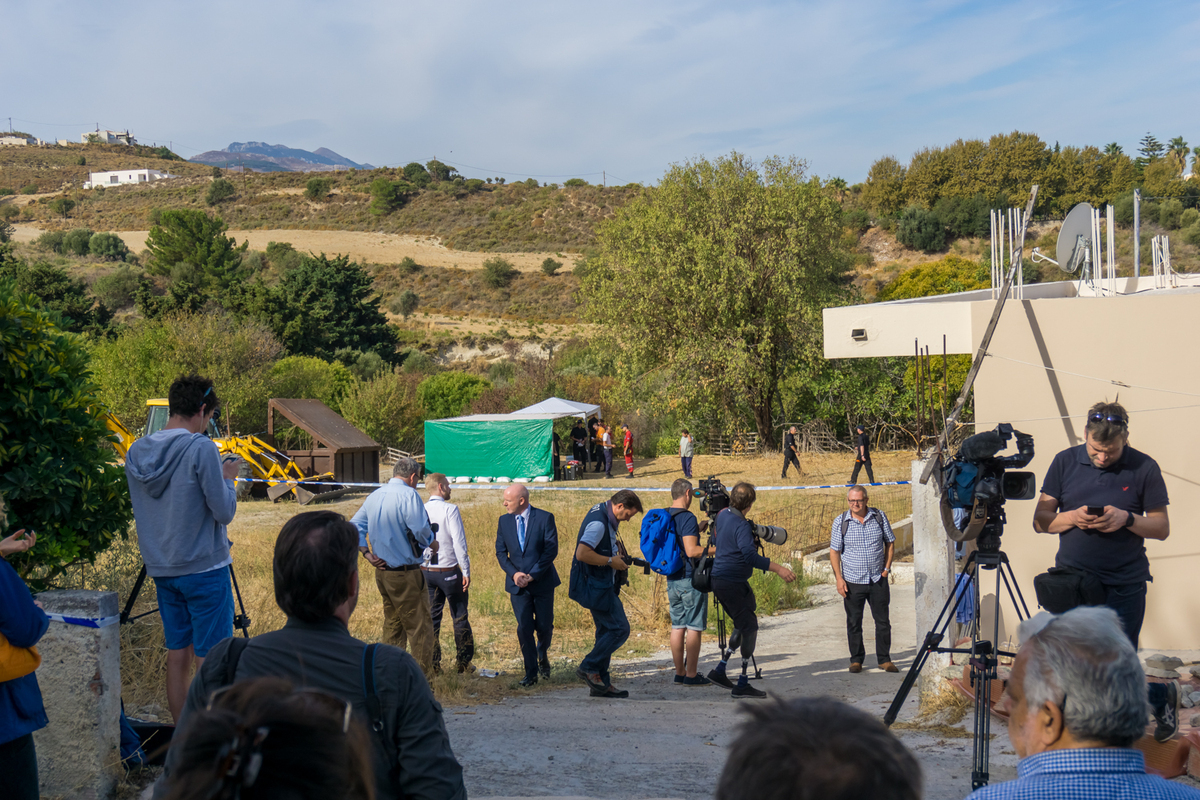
[606,557,612,566]
[1126,511,1136,529]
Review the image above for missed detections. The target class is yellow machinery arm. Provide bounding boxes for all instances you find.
[217,434,334,504]
[104,411,137,460]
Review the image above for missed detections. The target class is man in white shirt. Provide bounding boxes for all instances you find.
[422,473,474,674]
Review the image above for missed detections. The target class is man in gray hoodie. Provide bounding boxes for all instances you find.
[125,374,239,722]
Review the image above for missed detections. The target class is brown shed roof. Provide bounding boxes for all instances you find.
[268,399,379,452]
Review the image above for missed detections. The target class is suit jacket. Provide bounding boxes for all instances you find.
[495,506,560,596]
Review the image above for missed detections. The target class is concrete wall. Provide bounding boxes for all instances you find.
[971,291,1200,649]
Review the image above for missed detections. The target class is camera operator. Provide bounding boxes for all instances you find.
[1033,401,1176,740]
[707,482,796,698]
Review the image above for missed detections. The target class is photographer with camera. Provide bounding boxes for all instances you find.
[830,485,898,674]
[569,489,643,698]
[1033,401,1176,740]
[706,482,796,698]
[662,479,712,686]
[126,374,240,723]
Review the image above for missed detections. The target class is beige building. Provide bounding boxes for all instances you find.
[824,274,1200,649]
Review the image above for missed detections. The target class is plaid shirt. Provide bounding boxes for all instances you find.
[829,507,893,584]
[968,748,1200,800]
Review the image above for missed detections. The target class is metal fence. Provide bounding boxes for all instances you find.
[751,484,913,560]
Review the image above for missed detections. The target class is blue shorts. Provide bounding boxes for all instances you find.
[153,567,234,657]
[667,579,708,631]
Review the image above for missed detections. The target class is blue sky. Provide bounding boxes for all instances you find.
[6,1,1198,184]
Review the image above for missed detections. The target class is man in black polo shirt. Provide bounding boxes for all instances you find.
[570,420,588,471]
[1033,400,1176,739]
[849,424,874,484]
[781,426,802,479]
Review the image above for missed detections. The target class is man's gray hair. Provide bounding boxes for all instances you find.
[392,457,420,480]
[1018,606,1147,747]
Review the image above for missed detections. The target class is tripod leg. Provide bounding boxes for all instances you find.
[971,653,994,789]
[229,565,252,638]
[121,564,149,625]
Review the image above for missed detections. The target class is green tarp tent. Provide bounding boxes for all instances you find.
[424,414,556,480]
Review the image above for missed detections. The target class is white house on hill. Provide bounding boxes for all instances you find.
[84,169,175,189]
[82,130,136,145]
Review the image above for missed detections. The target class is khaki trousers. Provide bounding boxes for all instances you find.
[375,568,435,676]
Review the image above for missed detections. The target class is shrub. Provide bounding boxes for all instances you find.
[842,208,871,233]
[36,230,66,253]
[62,227,96,256]
[541,257,562,276]
[20,185,38,195]
[76,155,86,166]
[305,177,332,200]
[895,206,946,253]
[877,255,989,301]
[0,187,13,196]
[92,265,143,308]
[268,355,355,413]
[1183,222,1200,246]
[206,177,237,206]
[1180,208,1200,230]
[389,290,419,320]
[265,240,304,273]
[523,178,539,188]
[416,371,491,419]
[564,178,588,187]
[1158,198,1184,230]
[89,232,130,261]
[0,205,17,222]
[482,257,518,288]
[49,198,76,219]
[399,349,436,374]
[0,281,132,585]
[399,256,421,274]
[0,258,112,335]
[464,179,484,194]
[339,370,424,450]
[1113,192,1135,226]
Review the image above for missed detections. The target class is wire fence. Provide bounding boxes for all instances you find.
[751,484,912,559]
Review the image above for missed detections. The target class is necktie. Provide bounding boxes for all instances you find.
[517,515,527,552]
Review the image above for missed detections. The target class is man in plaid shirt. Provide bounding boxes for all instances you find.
[829,485,898,673]
[968,606,1200,799]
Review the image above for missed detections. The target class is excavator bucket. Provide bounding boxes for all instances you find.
[294,485,316,505]
[267,482,295,502]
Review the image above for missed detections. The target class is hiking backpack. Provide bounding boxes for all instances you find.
[639,508,685,576]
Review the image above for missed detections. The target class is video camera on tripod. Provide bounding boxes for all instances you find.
[942,423,1036,551]
[693,477,788,545]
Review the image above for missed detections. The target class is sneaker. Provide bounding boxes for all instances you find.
[681,674,712,686]
[673,674,685,684]
[1153,682,1180,743]
[731,681,767,699]
[707,668,735,689]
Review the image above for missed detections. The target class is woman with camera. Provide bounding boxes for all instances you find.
[706,483,795,698]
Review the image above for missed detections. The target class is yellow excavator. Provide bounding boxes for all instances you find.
[105,400,336,504]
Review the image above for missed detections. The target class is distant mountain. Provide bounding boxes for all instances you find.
[190,141,374,172]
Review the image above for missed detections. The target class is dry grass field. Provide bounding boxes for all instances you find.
[59,449,916,718]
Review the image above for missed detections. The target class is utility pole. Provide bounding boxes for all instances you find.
[1133,189,1141,279]
[603,170,606,187]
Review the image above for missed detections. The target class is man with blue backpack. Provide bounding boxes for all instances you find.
[641,479,714,686]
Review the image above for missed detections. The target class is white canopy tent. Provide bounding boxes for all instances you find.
[510,397,601,420]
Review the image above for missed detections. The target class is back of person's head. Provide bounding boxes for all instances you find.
[426,472,448,492]
[671,479,693,501]
[163,677,373,800]
[392,457,419,480]
[716,696,921,800]
[168,374,218,419]
[1084,401,1129,445]
[1017,606,1146,747]
[610,489,643,513]
[274,511,359,623]
[730,482,756,512]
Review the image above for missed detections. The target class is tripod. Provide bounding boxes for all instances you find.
[883,515,1030,790]
[120,563,252,638]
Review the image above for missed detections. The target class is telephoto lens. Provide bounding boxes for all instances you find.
[750,523,787,546]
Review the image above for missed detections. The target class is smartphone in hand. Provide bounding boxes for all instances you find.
[1086,505,1104,516]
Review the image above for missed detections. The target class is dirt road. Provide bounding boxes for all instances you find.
[9,224,578,272]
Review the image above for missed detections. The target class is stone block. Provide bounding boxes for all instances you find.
[33,590,121,800]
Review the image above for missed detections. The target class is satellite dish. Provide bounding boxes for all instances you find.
[1056,202,1093,274]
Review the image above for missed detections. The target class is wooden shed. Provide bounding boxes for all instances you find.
[267,398,380,484]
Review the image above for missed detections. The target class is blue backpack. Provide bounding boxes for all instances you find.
[639,509,685,576]
[943,460,979,509]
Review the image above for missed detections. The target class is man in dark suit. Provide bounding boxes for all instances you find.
[495,484,560,686]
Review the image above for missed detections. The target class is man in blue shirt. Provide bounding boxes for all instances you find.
[968,606,1200,800]
[706,482,796,698]
[352,456,438,676]
[664,479,712,686]
[830,485,898,673]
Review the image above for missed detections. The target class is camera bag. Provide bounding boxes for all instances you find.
[1033,567,1106,613]
[691,527,716,593]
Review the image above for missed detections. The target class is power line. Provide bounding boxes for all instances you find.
[982,352,1200,398]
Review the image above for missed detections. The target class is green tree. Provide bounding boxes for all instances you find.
[249,254,398,362]
[206,177,237,206]
[89,232,130,261]
[92,264,142,308]
[134,276,206,319]
[1142,159,1186,200]
[145,209,248,295]
[267,355,355,413]
[399,256,421,274]
[49,198,76,219]
[1167,136,1190,176]
[540,257,562,276]
[1104,142,1123,156]
[564,178,588,187]
[425,160,456,182]
[584,152,850,444]
[861,156,906,215]
[369,177,416,214]
[339,370,425,450]
[482,257,518,288]
[1137,132,1164,168]
[403,163,431,188]
[0,281,132,584]
[62,228,95,256]
[389,289,419,319]
[417,372,492,419]
[305,177,333,200]
[876,256,989,301]
[895,206,946,252]
[0,258,112,335]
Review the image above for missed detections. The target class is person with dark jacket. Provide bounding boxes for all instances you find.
[155,511,465,800]
[0,528,49,800]
[707,483,796,698]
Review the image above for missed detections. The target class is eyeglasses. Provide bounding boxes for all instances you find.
[1087,411,1127,426]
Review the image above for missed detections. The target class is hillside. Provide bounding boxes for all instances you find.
[190,141,373,172]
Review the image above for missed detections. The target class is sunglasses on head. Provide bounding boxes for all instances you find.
[1088,411,1127,426]
[203,386,221,422]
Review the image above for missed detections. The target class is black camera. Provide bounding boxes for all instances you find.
[750,522,788,546]
[419,521,440,564]
[943,423,1035,552]
[694,477,730,517]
